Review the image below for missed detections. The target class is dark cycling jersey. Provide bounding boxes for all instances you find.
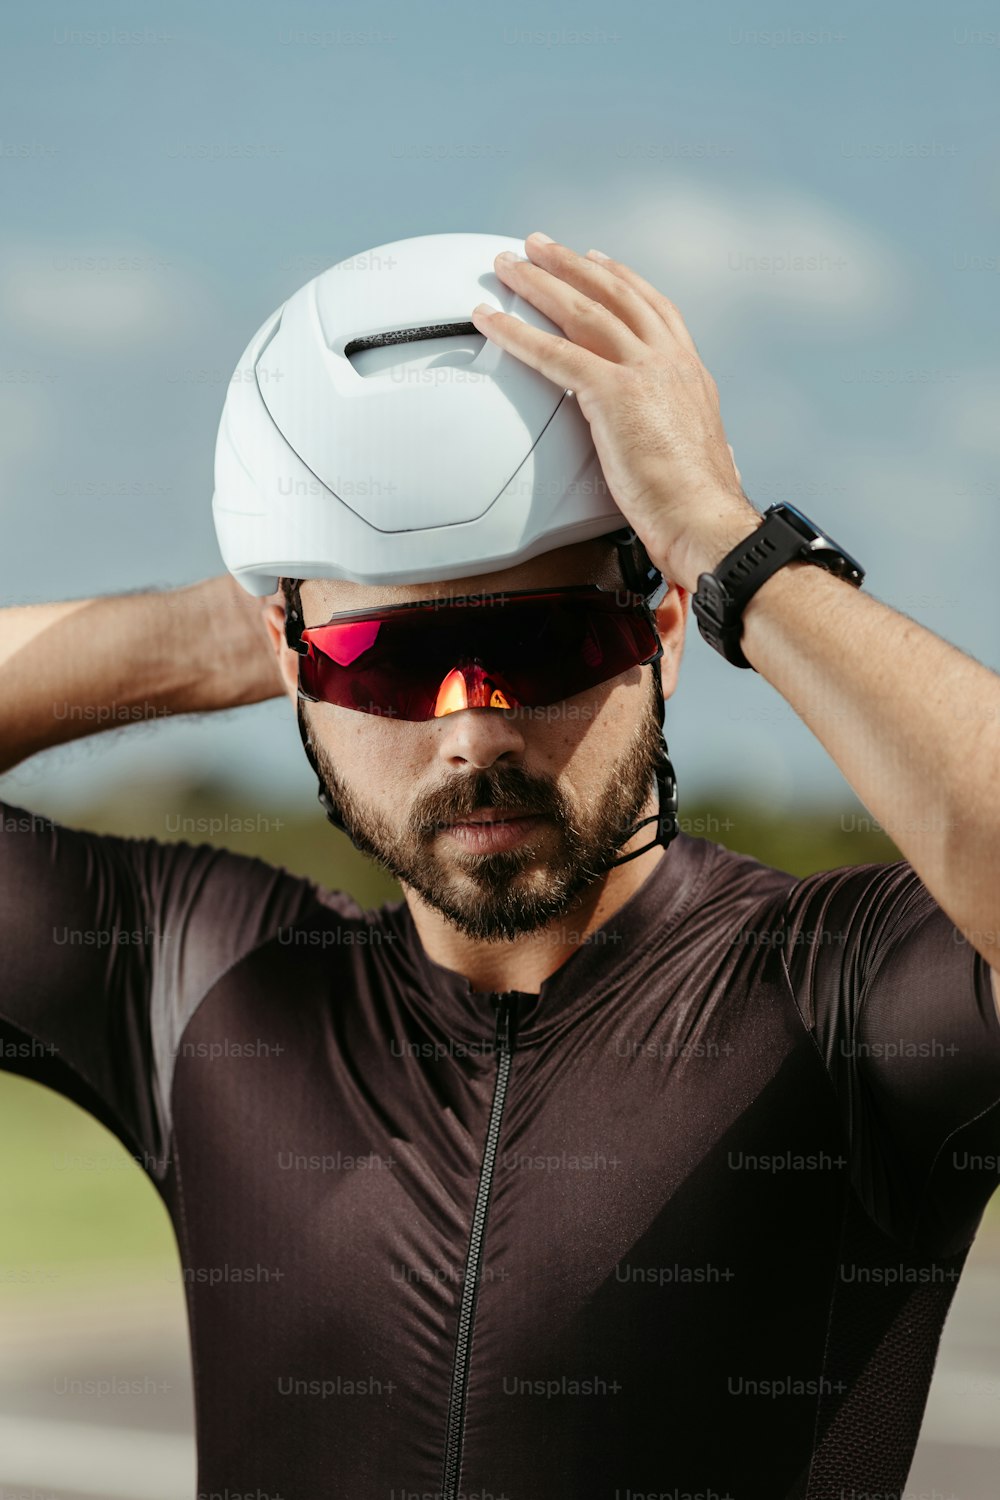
[2,795,999,1499]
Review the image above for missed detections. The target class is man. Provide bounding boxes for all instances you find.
[2,230,999,1499]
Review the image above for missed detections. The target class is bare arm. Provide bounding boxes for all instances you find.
[667,516,1000,1016]
[0,576,284,775]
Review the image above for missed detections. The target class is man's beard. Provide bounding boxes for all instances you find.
[299,672,665,944]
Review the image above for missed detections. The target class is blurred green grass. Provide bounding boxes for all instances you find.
[1,779,995,1289]
[42,772,911,888]
[0,1075,176,1279]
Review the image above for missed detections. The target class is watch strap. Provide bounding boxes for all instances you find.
[691,505,864,670]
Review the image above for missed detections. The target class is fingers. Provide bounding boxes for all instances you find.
[491,250,653,367]
[583,248,701,359]
[492,242,654,364]
[474,233,715,410]
[470,302,608,395]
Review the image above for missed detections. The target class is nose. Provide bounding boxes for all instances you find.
[433,661,523,717]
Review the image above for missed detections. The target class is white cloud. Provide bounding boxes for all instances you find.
[523,176,912,336]
[842,448,988,541]
[0,383,53,477]
[927,367,1000,462]
[0,239,209,351]
[0,384,55,507]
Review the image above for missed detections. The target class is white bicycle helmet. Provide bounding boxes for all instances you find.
[211,230,667,596]
[211,231,678,862]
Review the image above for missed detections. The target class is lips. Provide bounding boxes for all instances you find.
[450,808,537,826]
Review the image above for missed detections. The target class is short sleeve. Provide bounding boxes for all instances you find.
[0,798,336,1178]
[777,859,1000,1255]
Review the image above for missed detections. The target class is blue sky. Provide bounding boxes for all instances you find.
[2,0,999,815]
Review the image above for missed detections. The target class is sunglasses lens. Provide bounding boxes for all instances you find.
[299,595,660,719]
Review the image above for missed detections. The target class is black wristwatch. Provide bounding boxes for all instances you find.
[691,502,865,670]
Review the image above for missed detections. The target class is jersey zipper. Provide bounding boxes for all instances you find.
[440,990,520,1500]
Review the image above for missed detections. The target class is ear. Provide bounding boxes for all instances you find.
[654,583,689,702]
[262,596,301,705]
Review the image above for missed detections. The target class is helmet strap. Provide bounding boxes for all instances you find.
[605,663,680,867]
[284,578,352,835]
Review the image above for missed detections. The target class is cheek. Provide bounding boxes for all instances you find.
[337,720,389,768]
[530,679,640,770]
[574,673,643,733]
[332,718,427,803]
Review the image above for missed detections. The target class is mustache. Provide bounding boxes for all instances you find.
[412,768,563,834]
[300,704,562,833]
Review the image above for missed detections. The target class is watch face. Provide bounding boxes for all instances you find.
[779,501,815,531]
[775,502,815,537]
[786,506,864,583]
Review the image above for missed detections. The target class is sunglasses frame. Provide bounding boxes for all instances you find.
[285,583,665,714]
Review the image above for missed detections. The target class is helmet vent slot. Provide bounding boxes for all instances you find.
[345,321,478,355]
[344,322,486,378]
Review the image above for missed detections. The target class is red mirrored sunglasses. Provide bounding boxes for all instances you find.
[286,585,663,722]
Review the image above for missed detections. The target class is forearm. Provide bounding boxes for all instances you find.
[674,513,1000,967]
[0,576,284,774]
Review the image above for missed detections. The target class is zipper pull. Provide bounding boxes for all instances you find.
[492,991,520,1056]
